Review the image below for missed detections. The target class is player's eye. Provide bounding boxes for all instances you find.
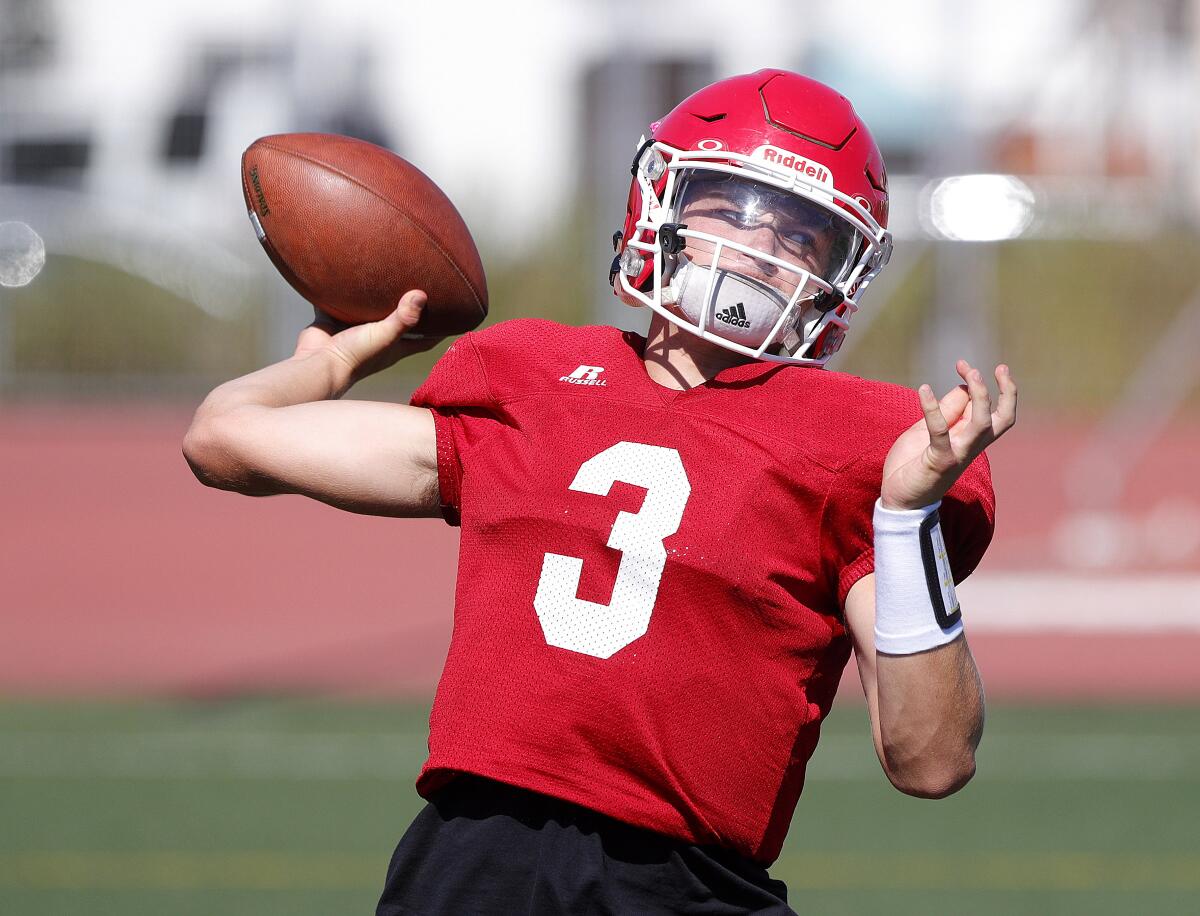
[783,229,817,248]
[717,209,760,230]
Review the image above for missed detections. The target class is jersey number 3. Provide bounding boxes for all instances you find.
[534,441,691,659]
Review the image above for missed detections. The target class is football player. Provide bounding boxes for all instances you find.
[185,70,1016,914]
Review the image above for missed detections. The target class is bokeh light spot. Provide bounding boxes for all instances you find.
[926,174,1036,241]
[0,221,47,287]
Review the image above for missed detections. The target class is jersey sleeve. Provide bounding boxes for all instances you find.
[409,334,503,525]
[821,445,996,609]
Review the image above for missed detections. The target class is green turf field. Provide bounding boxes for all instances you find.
[1,700,1197,915]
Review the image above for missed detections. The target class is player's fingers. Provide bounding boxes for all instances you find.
[386,290,427,334]
[992,364,1018,436]
[961,363,993,441]
[938,384,970,425]
[919,384,954,460]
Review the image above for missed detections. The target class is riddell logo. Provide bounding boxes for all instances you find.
[753,145,833,186]
[560,365,607,386]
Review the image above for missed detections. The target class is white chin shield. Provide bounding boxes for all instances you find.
[663,255,816,352]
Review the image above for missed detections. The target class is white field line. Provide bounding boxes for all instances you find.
[957,574,1200,632]
[2,731,1198,783]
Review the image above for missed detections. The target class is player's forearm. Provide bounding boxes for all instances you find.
[873,635,984,798]
[193,349,355,422]
[184,350,353,491]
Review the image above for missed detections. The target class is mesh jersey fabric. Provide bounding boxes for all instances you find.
[409,318,995,864]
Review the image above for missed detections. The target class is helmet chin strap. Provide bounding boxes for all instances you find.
[662,254,815,353]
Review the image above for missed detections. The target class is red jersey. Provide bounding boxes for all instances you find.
[410,319,994,864]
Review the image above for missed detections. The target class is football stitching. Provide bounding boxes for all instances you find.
[256,140,487,316]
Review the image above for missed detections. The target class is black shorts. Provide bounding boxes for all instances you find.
[376,774,795,915]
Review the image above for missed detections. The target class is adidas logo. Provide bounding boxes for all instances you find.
[559,365,607,386]
[715,303,751,329]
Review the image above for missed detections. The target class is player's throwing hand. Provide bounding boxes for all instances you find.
[880,360,1018,510]
[293,289,444,385]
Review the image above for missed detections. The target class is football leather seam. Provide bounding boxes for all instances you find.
[257,141,487,316]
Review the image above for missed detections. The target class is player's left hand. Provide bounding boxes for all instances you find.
[880,360,1017,510]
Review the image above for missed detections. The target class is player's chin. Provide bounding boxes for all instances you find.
[614,285,646,309]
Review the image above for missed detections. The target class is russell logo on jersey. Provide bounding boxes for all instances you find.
[560,365,608,386]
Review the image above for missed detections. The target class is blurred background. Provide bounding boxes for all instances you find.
[2,1,1198,913]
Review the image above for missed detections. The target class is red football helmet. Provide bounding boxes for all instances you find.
[611,69,892,366]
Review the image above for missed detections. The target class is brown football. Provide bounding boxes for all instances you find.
[241,133,488,335]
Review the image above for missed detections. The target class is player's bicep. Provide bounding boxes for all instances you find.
[188,400,441,517]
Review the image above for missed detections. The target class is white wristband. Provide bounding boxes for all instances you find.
[873,499,963,655]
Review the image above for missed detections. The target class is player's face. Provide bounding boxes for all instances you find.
[676,175,854,296]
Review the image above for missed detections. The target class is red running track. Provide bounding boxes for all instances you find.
[1,404,1197,700]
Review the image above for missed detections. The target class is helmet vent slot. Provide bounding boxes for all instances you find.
[692,112,727,123]
[759,87,857,151]
[865,165,886,193]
